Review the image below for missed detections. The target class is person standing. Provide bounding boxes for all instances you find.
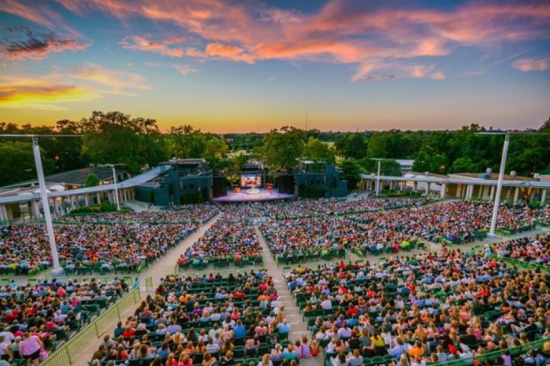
[20,332,43,366]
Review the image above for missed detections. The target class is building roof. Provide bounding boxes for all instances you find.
[44,166,119,186]
[160,159,206,165]
[0,165,170,205]
[449,172,533,181]
[1,166,124,189]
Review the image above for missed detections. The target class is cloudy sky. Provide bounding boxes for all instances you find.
[0,0,549,132]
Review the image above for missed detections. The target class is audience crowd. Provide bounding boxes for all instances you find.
[286,234,550,366]
[178,210,262,269]
[0,277,130,364]
[0,208,219,275]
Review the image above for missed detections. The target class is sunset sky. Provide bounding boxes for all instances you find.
[1,0,549,132]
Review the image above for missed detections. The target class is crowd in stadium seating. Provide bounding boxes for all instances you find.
[177,211,262,269]
[285,240,550,366]
[490,234,549,264]
[259,202,547,261]
[0,207,219,276]
[0,277,130,363]
[247,198,429,220]
[89,271,316,366]
[57,207,219,225]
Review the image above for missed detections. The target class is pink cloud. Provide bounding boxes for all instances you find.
[0,0,81,37]
[53,0,550,80]
[512,58,549,71]
[205,43,255,63]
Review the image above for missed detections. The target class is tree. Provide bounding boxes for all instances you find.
[338,159,362,190]
[450,157,474,173]
[304,137,335,163]
[412,146,448,174]
[135,117,169,168]
[0,141,37,186]
[81,111,145,173]
[85,173,100,187]
[340,133,367,159]
[254,126,306,173]
[366,132,387,159]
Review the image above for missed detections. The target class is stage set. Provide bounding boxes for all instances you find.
[212,171,296,203]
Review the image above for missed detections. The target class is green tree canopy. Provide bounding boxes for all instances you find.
[304,137,335,163]
[338,159,362,190]
[85,173,100,187]
[254,126,307,173]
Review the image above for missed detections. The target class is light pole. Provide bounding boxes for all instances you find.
[477,132,510,237]
[32,136,63,275]
[371,158,383,196]
[489,133,510,237]
[0,134,80,277]
[106,164,121,211]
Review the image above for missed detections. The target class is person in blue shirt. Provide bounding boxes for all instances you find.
[233,320,246,339]
[277,319,291,335]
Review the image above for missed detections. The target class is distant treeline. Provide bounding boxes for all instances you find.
[0,112,548,188]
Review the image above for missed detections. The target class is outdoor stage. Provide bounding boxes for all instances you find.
[213,188,296,203]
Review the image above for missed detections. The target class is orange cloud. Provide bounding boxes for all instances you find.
[512,58,549,71]
[205,43,254,63]
[0,64,150,110]
[0,75,99,110]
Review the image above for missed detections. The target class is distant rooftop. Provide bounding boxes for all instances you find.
[1,166,125,189]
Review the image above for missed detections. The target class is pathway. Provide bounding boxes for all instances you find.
[254,227,318,366]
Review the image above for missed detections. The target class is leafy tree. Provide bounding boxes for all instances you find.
[254,126,307,173]
[135,117,169,168]
[366,132,387,159]
[450,157,475,173]
[340,133,367,159]
[304,137,335,163]
[81,111,145,173]
[85,173,100,187]
[338,159,362,190]
[412,146,448,174]
[0,141,37,186]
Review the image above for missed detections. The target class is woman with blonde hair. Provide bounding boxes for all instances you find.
[257,353,273,366]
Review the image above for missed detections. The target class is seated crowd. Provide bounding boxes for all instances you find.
[57,207,219,226]
[246,198,430,220]
[490,233,549,264]
[285,239,550,366]
[90,271,317,366]
[260,201,547,262]
[178,211,262,269]
[0,277,130,363]
[0,208,219,275]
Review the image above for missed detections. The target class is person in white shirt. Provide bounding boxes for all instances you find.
[321,298,333,310]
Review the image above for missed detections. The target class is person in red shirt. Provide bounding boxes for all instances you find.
[122,326,135,338]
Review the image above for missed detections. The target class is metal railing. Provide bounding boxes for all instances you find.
[42,288,141,366]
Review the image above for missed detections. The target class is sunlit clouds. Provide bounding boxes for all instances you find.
[513,58,549,72]
[0,0,549,130]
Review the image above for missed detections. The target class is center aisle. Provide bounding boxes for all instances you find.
[254,227,319,366]
[74,213,221,366]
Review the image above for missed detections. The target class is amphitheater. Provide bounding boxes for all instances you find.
[0,194,548,366]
